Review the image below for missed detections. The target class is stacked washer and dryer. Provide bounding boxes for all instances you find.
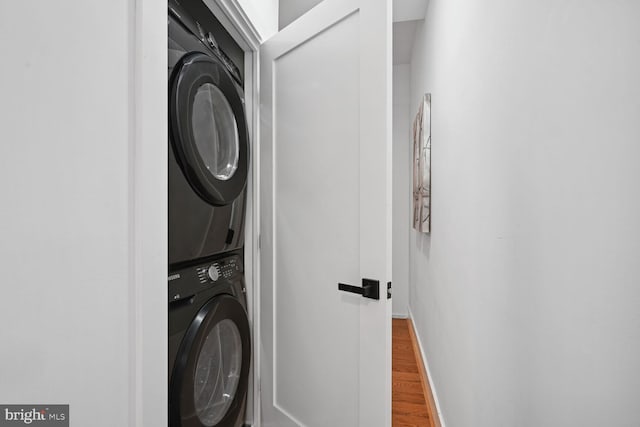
[168,1,251,426]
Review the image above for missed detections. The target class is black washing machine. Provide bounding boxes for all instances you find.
[169,0,249,269]
[169,251,251,427]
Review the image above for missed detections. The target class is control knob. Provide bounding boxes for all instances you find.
[207,264,221,282]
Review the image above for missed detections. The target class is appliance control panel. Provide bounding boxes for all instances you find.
[196,255,242,284]
[168,254,244,302]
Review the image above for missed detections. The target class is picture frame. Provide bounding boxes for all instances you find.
[412,93,431,233]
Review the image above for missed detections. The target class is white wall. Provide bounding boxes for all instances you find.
[409,1,640,426]
[0,1,167,426]
[238,0,279,39]
[393,64,411,317]
[278,0,322,30]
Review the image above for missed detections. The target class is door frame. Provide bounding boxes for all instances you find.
[133,0,262,426]
[131,1,168,426]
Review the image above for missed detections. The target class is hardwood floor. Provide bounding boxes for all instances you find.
[392,318,436,427]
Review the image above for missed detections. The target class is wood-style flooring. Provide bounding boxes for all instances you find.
[392,318,436,427]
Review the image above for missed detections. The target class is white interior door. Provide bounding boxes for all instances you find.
[259,0,392,426]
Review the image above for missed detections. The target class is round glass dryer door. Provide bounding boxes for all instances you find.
[191,84,240,182]
[170,52,249,206]
[170,295,251,427]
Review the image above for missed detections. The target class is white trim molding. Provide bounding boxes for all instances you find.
[408,307,447,427]
[131,0,168,426]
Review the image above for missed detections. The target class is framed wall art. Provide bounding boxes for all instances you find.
[412,93,431,233]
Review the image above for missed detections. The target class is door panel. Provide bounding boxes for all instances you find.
[260,0,392,426]
[274,12,360,426]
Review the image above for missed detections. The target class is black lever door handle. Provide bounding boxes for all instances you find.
[338,278,380,300]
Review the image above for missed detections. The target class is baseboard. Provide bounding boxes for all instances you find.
[392,313,409,319]
[407,307,446,427]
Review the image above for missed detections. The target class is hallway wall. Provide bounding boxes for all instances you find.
[393,64,411,317]
[408,1,640,426]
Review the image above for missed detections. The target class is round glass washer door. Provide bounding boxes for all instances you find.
[170,52,249,206]
[193,319,242,426]
[170,294,251,427]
